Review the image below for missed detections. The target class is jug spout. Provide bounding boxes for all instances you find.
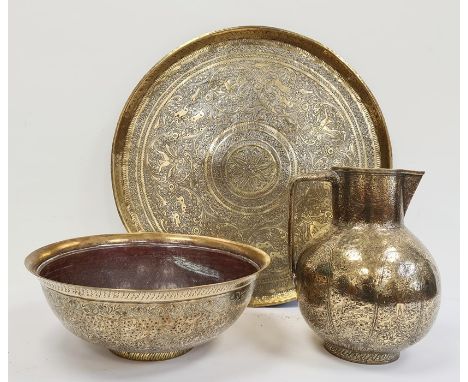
[330,167,425,225]
[401,170,424,215]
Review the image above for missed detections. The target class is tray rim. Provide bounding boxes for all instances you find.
[111,25,393,306]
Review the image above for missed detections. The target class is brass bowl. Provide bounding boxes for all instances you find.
[25,233,270,361]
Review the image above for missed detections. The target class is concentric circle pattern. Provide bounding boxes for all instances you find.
[112,27,391,306]
[206,122,296,214]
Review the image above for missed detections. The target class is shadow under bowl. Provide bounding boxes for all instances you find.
[25,233,270,361]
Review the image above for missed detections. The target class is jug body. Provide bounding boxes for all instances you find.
[289,168,440,364]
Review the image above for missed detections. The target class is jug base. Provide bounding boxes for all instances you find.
[324,342,399,365]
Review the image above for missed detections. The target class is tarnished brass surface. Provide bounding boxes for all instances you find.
[289,168,440,364]
[25,233,270,361]
[112,26,392,306]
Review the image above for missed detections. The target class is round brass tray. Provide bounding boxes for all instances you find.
[112,26,392,307]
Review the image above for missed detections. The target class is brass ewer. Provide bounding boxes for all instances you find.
[289,167,440,364]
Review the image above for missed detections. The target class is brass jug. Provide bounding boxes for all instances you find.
[289,167,440,364]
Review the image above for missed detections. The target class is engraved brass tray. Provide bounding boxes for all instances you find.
[112,26,392,307]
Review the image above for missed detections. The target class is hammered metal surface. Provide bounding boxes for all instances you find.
[290,168,440,364]
[112,27,391,306]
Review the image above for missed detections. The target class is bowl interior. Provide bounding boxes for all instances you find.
[38,243,259,290]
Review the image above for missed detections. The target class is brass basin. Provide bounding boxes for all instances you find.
[25,233,270,361]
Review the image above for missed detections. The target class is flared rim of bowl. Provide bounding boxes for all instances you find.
[25,232,270,303]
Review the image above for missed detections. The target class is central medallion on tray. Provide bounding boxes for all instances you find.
[205,122,296,214]
[224,144,277,197]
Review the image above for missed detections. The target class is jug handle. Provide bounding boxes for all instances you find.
[288,171,339,279]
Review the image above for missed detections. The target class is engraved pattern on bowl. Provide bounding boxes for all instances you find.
[25,233,270,360]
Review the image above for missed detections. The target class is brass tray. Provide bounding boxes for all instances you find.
[112,26,392,307]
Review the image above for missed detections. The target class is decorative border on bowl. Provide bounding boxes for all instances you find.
[40,277,254,303]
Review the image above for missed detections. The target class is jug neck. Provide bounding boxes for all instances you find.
[331,168,422,226]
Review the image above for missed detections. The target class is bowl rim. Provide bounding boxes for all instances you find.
[25,232,270,302]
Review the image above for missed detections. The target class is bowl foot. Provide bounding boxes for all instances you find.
[324,342,399,365]
[109,348,192,361]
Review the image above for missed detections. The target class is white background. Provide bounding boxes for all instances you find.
[9,0,459,381]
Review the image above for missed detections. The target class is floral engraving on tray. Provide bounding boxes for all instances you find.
[120,39,382,305]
